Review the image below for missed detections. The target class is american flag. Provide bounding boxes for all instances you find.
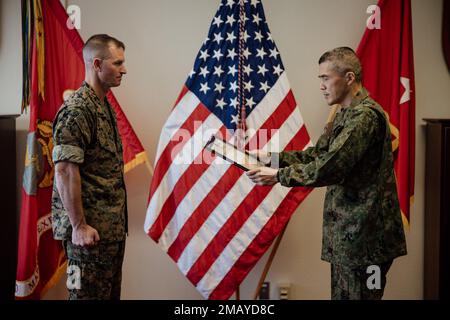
[145,0,312,299]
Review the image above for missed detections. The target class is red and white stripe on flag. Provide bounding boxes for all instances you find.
[144,0,312,300]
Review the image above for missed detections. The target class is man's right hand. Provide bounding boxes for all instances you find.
[72,224,100,247]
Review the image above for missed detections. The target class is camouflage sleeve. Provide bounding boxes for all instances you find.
[277,107,379,187]
[52,107,93,165]
[271,147,315,168]
[271,130,330,168]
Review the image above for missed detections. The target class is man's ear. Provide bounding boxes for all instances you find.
[345,71,356,85]
[93,58,102,71]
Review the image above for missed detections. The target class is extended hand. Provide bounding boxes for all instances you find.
[246,167,279,186]
[72,224,100,247]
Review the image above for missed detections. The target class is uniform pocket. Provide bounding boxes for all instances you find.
[331,123,344,137]
[97,126,117,154]
[66,242,115,266]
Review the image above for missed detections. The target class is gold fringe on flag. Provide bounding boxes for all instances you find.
[124,151,153,175]
[382,110,400,152]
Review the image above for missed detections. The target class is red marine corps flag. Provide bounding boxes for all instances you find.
[16,0,150,299]
[356,0,415,226]
[145,0,312,299]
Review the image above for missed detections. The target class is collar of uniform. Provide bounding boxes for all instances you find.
[81,81,109,117]
[348,87,370,108]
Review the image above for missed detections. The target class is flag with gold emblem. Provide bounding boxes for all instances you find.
[16,0,150,299]
[356,0,415,226]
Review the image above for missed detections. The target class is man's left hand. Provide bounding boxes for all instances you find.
[246,167,279,186]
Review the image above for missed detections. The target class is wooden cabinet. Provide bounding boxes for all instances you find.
[423,119,450,300]
[0,115,18,300]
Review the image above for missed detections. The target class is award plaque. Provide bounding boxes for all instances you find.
[205,136,266,171]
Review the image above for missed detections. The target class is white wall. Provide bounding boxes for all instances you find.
[2,0,449,300]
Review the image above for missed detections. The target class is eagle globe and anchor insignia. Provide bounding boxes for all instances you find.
[23,89,75,194]
[23,120,54,194]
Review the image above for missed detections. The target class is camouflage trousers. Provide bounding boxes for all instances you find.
[63,240,126,300]
[331,260,393,300]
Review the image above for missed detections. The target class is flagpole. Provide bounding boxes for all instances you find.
[252,105,339,300]
[324,104,340,132]
[253,221,288,300]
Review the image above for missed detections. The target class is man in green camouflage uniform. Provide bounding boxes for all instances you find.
[247,47,407,300]
[52,34,128,300]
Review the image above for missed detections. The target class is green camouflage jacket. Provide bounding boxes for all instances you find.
[276,88,407,267]
[51,82,127,242]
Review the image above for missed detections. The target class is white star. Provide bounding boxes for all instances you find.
[203,37,209,45]
[213,16,223,28]
[213,66,224,77]
[256,47,267,59]
[226,0,234,9]
[200,82,210,94]
[260,81,270,93]
[243,47,251,59]
[214,82,225,94]
[188,68,195,78]
[243,65,253,76]
[230,97,238,108]
[226,14,235,26]
[230,81,238,93]
[241,30,250,42]
[216,98,227,110]
[251,0,260,7]
[269,47,280,59]
[254,30,264,42]
[246,97,256,108]
[231,113,240,124]
[199,66,209,78]
[228,65,238,77]
[212,49,223,60]
[244,80,254,92]
[273,64,283,76]
[253,13,262,25]
[227,48,237,60]
[257,64,268,76]
[400,77,411,104]
[226,31,236,43]
[267,32,273,42]
[213,32,223,44]
[199,49,209,62]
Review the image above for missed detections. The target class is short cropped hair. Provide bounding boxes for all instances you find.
[82,34,125,63]
[318,47,362,83]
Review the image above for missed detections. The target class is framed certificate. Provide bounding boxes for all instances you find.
[205,135,266,171]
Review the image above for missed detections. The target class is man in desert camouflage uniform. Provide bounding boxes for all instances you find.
[52,34,127,300]
[247,47,407,300]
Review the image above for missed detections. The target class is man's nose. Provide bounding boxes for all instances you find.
[320,82,326,91]
[121,66,127,74]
